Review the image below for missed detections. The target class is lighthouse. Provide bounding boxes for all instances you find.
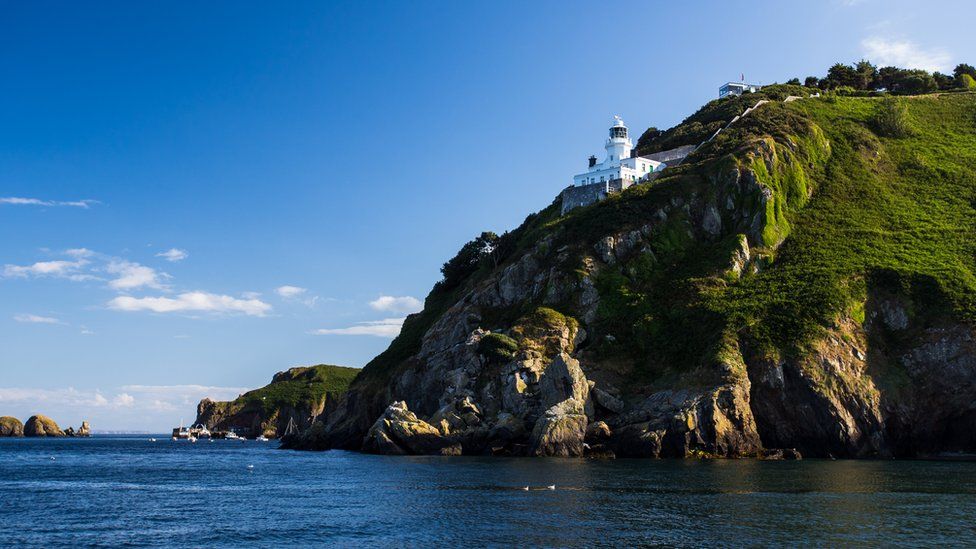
[605,115,633,163]
[572,116,664,187]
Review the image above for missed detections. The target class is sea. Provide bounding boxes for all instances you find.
[1,436,975,547]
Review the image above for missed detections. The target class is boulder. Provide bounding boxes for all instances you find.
[592,388,624,414]
[538,353,590,411]
[362,401,454,455]
[24,415,64,437]
[528,399,587,457]
[0,416,23,437]
[77,421,91,437]
[585,420,612,443]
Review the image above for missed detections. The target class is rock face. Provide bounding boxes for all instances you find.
[24,415,64,437]
[195,364,359,438]
[0,416,24,437]
[287,90,976,459]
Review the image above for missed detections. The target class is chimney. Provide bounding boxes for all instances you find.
[588,155,597,168]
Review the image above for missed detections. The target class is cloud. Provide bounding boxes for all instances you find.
[369,295,422,314]
[0,387,127,408]
[13,313,63,325]
[276,285,306,298]
[107,260,167,290]
[65,248,95,258]
[0,197,98,208]
[276,285,319,307]
[107,291,272,316]
[113,393,135,407]
[3,259,88,279]
[155,248,188,262]
[861,37,951,72]
[310,317,405,338]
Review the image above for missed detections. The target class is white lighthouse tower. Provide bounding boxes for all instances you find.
[572,116,664,187]
[605,115,633,163]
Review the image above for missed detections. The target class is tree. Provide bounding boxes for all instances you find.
[825,63,859,89]
[961,74,976,90]
[876,66,901,91]
[953,63,976,80]
[440,231,499,288]
[785,77,801,85]
[804,76,820,88]
[854,59,877,90]
[891,69,937,95]
[933,72,955,90]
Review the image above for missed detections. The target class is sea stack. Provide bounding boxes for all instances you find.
[24,415,65,437]
[0,416,24,437]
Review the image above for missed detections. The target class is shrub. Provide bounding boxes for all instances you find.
[477,333,519,363]
[961,74,976,90]
[872,97,914,138]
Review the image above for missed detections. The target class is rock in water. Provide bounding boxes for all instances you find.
[529,399,588,457]
[78,421,91,437]
[362,401,455,455]
[24,415,65,437]
[0,416,24,437]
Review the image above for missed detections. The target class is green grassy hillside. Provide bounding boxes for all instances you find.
[238,364,360,414]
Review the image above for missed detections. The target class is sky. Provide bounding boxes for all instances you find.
[1,0,973,431]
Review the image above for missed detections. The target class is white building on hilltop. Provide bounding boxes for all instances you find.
[572,116,664,187]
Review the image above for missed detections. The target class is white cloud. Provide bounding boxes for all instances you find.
[155,248,188,262]
[276,285,319,307]
[80,327,95,335]
[0,387,128,409]
[107,260,167,290]
[276,285,307,298]
[0,197,98,208]
[13,313,63,324]
[310,317,405,338]
[862,37,951,72]
[369,295,422,314]
[65,248,95,258]
[3,259,88,279]
[107,291,272,317]
[113,393,135,407]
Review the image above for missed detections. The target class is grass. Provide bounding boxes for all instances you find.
[236,364,361,414]
[350,90,976,396]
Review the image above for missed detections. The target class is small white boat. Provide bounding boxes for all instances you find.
[256,435,269,442]
[225,431,241,441]
[149,438,157,442]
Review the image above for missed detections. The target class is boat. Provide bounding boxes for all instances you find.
[256,435,269,442]
[189,424,211,439]
[171,419,191,440]
[188,435,198,443]
[225,431,241,441]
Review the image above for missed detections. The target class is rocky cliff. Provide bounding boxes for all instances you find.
[290,88,976,458]
[0,416,23,437]
[24,415,64,437]
[195,364,359,438]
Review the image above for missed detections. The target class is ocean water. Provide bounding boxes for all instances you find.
[1,436,975,547]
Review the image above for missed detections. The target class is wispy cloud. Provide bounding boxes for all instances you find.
[107,292,272,316]
[276,285,319,307]
[3,259,90,279]
[0,197,99,208]
[310,317,405,338]
[369,295,422,314]
[13,313,63,325]
[106,260,168,291]
[861,37,951,72]
[155,248,188,262]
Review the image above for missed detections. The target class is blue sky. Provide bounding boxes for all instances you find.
[2,0,972,431]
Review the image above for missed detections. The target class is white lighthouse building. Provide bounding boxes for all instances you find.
[572,116,664,187]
